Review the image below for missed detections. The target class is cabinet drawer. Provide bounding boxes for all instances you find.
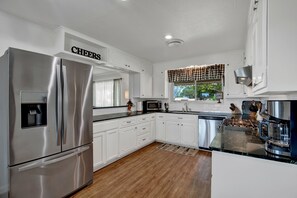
[138,115,151,123]
[156,113,166,120]
[137,133,151,146]
[119,118,138,128]
[93,120,118,133]
[136,123,151,136]
[150,114,156,121]
[167,114,197,123]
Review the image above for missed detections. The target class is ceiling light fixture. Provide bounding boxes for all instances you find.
[167,38,184,47]
[165,35,173,40]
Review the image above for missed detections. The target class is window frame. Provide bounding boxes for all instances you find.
[171,80,223,102]
[93,78,123,108]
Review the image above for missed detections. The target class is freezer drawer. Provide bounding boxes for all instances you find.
[9,144,93,198]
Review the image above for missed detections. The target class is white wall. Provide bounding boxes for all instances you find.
[0,11,56,56]
[0,10,152,116]
[153,50,261,113]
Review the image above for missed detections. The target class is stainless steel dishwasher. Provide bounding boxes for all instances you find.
[198,115,226,149]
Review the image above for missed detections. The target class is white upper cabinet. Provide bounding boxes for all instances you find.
[109,48,140,72]
[246,0,297,94]
[108,48,153,98]
[133,68,153,98]
[249,0,267,92]
[152,68,168,98]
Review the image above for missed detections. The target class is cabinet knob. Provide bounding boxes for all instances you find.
[177,124,179,126]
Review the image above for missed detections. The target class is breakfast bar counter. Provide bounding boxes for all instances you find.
[210,129,296,164]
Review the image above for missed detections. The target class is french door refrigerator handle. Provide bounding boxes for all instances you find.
[18,146,90,172]
[56,63,62,146]
[62,65,68,144]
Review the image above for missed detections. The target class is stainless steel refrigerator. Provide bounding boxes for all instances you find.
[0,48,93,198]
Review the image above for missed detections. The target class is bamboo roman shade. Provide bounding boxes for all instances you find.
[167,64,225,83]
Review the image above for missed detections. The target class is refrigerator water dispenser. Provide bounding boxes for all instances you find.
[21,91,47,128]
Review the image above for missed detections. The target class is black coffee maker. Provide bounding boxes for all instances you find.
[259,100,297,159]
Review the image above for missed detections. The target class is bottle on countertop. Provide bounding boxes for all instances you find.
[164,103,169,112]
[127,99,133,112]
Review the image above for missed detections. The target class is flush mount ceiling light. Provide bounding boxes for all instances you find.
[165,34,173,40]
[166,38,184,47]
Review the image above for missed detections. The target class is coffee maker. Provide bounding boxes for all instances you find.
[259,100,297,158]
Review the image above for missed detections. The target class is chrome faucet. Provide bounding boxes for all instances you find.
[184,102,189,112]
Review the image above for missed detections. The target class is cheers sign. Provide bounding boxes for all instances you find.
[71,46,101,60]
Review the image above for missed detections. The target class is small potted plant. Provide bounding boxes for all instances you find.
[127,99,133,112]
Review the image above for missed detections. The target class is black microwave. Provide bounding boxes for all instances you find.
[143,100,162,112]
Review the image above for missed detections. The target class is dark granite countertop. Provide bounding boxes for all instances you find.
[93,111,155,122]
[165,110,232,117]
[210,129,297,164]
[93,110,233,122]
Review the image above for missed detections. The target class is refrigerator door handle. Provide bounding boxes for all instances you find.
[18,146,90,172]
[56,64,62,146]
[62,65,68,144]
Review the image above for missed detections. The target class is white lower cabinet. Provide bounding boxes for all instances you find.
[156,113,198,148]
[106,129,118,162]
[180,122,197,147]
[92,113,198,172]
[150,114,156,140]
[93,132,106,169]
[156,114,166,141]
[119,126,137,155]
[165,121,180,144]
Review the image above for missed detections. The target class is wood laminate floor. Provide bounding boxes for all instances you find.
[72,143,211,198]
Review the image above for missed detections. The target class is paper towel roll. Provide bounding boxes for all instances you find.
[136,101,143,112]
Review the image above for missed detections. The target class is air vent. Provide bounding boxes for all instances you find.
[167,39,184,47]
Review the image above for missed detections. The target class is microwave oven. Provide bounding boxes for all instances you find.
[143,100,162,112]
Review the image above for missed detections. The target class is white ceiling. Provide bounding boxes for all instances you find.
[0,0,249,63]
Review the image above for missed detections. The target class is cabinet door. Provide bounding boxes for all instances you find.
[165,121,180,144]
[181,123,197,147]
[93,132,105,169]
[156,120,166,141]
[109,48,139,72]
[252,0,267,91]
[140,69,152,98]
[106,129,118,162]
[153,70,168,98]
[119,127,136,155]
[150,114,156,140]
